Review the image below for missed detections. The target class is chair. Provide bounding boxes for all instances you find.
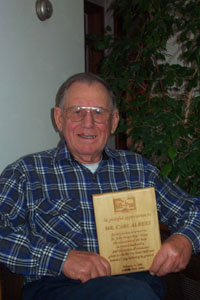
[0,264,23,300]
[0,273,2,300]
[160,225,200,300]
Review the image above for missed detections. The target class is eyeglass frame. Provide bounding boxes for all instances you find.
[62,106,114,124]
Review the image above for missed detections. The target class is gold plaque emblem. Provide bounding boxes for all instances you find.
[113,197,136,213]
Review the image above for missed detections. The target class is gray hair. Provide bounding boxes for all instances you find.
[55,72,117,111]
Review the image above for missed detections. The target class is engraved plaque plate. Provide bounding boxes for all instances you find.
[93,187,161,275]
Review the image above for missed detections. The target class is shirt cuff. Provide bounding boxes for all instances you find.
[172,227,200,254]
[37,243,70,276]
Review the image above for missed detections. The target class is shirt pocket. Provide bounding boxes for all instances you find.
[33,197,84,247]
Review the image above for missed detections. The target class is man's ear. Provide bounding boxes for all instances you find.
[111,109,119,134]
[54,107,63,132]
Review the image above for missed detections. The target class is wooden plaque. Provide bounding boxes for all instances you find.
[92,187,161,275]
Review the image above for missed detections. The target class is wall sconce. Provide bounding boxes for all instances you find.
[36,0,53,21]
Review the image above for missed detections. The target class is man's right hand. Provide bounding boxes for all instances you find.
[62,250,111,283]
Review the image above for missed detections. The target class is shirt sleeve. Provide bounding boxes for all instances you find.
[0,162,69,277]
[146,161,200,253]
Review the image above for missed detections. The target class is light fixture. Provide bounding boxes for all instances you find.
[36,0,53,21]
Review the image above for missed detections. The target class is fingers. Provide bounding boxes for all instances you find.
[95,254,111,276]
[149,234,192,277]
[85,254,110,281]
[150,248,180,276]
[62,250,111,283]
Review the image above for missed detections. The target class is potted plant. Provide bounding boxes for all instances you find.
[89,0,200,195]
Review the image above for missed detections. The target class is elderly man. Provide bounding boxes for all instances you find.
[0,72,200,300]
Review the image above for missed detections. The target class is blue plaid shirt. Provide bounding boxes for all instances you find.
[0,140,200,284]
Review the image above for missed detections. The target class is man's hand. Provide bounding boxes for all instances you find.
[150,234,192,277]
[62,250,111,283]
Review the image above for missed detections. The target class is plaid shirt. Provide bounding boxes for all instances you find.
[0,140,200,284]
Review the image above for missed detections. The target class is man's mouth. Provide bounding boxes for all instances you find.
[78,134,97,139]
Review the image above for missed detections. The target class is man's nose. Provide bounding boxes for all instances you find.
[81,110,95,127]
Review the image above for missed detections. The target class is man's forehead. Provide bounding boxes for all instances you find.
[67,81,107,91]
[64,81,110,106]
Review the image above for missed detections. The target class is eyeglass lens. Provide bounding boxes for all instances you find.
[67,107,110,123]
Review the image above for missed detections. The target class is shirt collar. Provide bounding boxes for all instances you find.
[103,146,120,160]
[54,139,120,163]
[54,139,72,162]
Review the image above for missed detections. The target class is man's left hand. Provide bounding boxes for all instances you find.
[149,234,192,276]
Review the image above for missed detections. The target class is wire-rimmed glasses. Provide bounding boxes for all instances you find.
[62,106,112,124]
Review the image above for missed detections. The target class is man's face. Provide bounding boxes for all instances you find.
[54,82,119,164]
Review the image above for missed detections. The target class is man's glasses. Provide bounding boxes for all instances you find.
[62,106,112,124]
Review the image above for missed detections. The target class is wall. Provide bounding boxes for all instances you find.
[87,0,104,7]
[87,0,114,34]
[0,0,84,172]
[86,0,115,148]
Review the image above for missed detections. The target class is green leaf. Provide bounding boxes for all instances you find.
[161,163,172,179]
[105,25,112,32]
[168,146,177,161]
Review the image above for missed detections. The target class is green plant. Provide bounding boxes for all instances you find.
[90,0,200,195]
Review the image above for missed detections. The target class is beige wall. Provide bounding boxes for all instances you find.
[0,0,85,172]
